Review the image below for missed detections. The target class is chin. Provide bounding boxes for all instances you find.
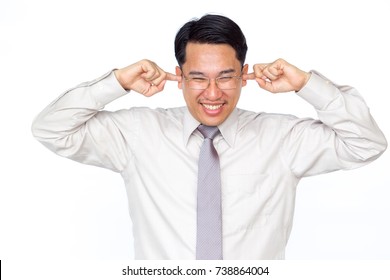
[200,117,225,127]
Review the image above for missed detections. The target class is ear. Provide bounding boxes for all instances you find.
[241,64,249,87]
[175,66,183,89]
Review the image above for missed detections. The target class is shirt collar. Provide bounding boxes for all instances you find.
[183,108,238,148]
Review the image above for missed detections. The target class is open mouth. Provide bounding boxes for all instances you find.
[202,103,224,110]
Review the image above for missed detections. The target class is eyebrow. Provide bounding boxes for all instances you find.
[188,69,236,76]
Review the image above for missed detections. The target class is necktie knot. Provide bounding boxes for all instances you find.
[197,125,220,140]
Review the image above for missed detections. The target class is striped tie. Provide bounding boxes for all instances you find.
[196,124,223,260]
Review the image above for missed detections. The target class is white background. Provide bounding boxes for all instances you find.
[1,0,389,267]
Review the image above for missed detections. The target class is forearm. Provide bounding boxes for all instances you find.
[31,71,129,169]
[32,71,126,139]
[294,71,387,170]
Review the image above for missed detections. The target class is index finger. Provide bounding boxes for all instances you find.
[243,73,256,80]
[253,63,269,76]
[165,72,182,82]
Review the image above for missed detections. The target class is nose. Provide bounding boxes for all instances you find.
[203,79,223,101]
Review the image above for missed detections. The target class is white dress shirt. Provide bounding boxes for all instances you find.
[32,70,387,259]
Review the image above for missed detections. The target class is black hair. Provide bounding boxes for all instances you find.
[174,14,248,68]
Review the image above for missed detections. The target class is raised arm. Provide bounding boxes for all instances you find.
[245,58,387,177]
[31,60,181,172]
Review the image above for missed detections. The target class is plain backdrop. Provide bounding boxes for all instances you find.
[1,0,389,263]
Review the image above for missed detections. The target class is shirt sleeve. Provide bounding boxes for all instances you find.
[282,71,387,178]
[31,70,136,172]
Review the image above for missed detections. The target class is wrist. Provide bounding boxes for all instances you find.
[296,71,311,92]
[114,69,127,90]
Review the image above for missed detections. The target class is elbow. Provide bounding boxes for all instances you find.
[31,116,41,140]
[377,134,388,157]
[354,125,388,162]
[359,134,387,163]
[337,133,387,166]
[31,115,48,142]
[372,128,388,159]
[31,113,60,145]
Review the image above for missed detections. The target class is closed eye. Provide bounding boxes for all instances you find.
[217,76,234,82]
[191,77,208,82]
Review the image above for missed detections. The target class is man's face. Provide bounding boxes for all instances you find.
[176,43,248,126]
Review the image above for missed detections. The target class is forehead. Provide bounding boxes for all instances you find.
[182,43,241,75]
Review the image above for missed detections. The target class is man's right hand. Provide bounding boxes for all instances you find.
[114,59,181,97]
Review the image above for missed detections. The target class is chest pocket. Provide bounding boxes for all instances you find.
[222,173,272,229]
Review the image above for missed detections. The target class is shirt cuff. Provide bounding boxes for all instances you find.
[86,70,129,106]
[296,70,341,110]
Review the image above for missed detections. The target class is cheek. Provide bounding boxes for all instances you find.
[183,91,198,108]
[228,91,241,106]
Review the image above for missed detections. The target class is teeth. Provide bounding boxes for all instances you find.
[203,104,223,110]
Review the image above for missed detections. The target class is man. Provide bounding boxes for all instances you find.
[32,14,387,259]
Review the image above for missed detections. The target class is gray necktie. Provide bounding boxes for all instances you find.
[196,125,223,260]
